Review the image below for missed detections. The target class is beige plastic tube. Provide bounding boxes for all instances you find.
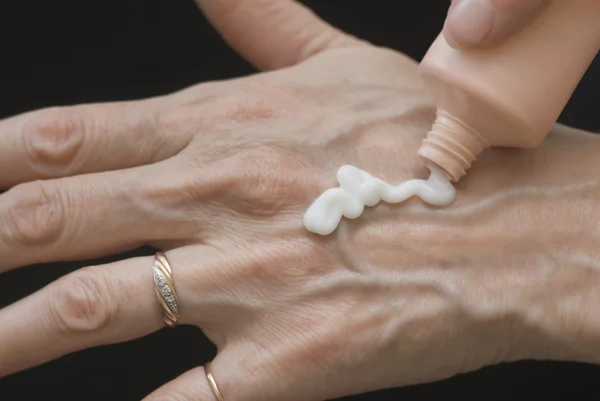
[417,0,600,182]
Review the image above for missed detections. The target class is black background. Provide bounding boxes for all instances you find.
[0,1,599,400]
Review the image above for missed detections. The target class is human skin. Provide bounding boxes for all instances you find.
[1,1,600,400]
[444,0,550,48]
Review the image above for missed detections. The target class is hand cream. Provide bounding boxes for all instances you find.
[303,164,455,235]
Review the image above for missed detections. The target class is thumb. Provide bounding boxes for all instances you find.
[443,0,549,49]
[195,0,366,71]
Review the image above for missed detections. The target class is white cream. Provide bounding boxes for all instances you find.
[303,164,456,235]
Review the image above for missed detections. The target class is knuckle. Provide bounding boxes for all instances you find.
[240,239,320,287]
[216,85,283,124]
[168,146,309,217]
[231,147,308,210]
[50,268,117,333]
[22,106,86,173]
[3,181,65,246]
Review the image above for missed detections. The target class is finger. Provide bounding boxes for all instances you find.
[0,246,218,377]
[195,0,367,71]
[444,0,549,49]
[0,161,184,272]
[0,256,163,377]
[144,352,312,401]
[0,98,189,189]
[143,364,225,401]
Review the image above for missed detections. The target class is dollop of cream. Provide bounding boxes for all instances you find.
[303,164,456,235]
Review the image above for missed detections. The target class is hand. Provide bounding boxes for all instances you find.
[443,0,549,48]
[2,1,600,400]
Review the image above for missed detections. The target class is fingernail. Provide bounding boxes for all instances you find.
[445,0,495,48]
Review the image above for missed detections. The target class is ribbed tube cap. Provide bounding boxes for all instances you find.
[418,110,489,181]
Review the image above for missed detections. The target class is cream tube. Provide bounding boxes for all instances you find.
[418,0,600,182]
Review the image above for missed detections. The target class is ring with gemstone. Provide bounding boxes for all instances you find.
[152,252,180,327]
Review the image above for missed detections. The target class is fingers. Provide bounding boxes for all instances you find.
[195,0,366,71]
[444,0,549,49]
[0,244,227,378]
[0,163,179,271]
[0,256,163,377]
[0,98,189,189]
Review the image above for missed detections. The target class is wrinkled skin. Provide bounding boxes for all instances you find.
[1,1,600,400]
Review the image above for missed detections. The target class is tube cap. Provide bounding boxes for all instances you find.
[418,110,489,181]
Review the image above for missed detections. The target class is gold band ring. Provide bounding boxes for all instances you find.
[205,363,224,401]
[153,252,180,327]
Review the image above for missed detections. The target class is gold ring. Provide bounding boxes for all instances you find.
[153,252,180,327]
[205,363,224,401]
